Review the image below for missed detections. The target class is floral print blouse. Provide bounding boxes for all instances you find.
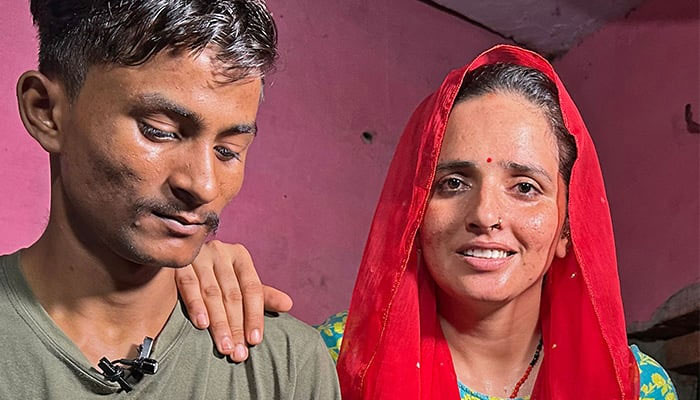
[315,311,677,400]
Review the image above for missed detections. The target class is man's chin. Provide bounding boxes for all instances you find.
[118,238,204,269]
[145,248,201,268]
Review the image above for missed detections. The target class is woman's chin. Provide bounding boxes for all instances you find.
[443,276,530,305]
[462,289,513,304]
[454,278,543,308]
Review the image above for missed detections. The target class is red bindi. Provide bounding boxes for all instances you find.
[486,157,492,163]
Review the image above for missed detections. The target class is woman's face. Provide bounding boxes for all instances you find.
[420,91,569,304]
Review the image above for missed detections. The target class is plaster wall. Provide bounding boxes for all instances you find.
[2,0,694,327]
[433,0,647,56]
[553,0,699,324]
[0,0,505,323]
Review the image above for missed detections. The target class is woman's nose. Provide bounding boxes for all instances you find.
[465,183,503,235]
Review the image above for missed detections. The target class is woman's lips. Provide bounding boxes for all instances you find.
[456,247,517,272]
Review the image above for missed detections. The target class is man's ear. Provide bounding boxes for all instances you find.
[16,71,68,153]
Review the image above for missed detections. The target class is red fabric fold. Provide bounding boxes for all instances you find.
[337,45,639,399]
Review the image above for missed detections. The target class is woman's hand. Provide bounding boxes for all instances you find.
[175,240,293,362]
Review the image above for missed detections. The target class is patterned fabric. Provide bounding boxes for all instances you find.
[316,311,347,363]
[315,312,677,400]
[634,345,677,400]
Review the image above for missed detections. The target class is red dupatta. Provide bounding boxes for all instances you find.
[337,45,639,399]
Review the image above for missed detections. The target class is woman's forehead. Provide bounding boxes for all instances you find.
[439,92,559,168]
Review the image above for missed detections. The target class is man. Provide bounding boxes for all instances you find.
[0,0,339,398]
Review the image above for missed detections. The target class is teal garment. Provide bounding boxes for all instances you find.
[315,311,678,400]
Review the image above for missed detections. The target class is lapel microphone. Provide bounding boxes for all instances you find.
[98,337,159,392]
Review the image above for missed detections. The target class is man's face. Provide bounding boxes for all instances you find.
[57,48,262,267]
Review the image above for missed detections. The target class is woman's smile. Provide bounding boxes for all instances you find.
[455,243,518,271]
[420,90,568,303]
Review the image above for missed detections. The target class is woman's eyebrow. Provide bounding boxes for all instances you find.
[435,160,476,172]
[501,161,553,183]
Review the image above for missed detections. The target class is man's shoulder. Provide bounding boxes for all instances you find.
[0,251,19,274]
[258,312,326,351]
[0,251,32,326]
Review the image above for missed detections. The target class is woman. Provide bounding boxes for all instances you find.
[318,44,676,399]
[180,45,677,399]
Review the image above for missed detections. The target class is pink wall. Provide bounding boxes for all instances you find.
[4,0,694,326]
[216,1,508,323]
[0,5,48,258]
[554,0,699,323]
[0,0,505,323]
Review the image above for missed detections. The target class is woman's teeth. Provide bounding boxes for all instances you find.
[461,248,512,259]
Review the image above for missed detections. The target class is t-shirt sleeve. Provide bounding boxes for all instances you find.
[314,310,347,363]
[292,331,341,400]
[632,345,678,400]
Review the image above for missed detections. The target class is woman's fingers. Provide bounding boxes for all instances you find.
[262,285,293,313]
[192,246,237,358]
[175,264,209,328]
[210,243,250,362]
[177,240,294,362]
[224,244,265,347]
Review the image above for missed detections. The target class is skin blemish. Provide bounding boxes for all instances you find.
[486,157,492,163]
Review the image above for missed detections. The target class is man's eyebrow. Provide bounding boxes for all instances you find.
[136,93,204,127]
[221,123,257,136]
[500,161,553,183]
[435,160,476,172]
[135,93,257,135]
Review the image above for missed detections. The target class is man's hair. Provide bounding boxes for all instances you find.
[30,0,278,99]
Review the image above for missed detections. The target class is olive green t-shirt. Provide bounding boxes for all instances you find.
[0,252,340,399]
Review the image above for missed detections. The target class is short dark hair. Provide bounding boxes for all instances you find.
[30,0,278,99]
[454,63,577,188]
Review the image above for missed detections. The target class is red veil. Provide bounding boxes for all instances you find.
[337,45,639,399]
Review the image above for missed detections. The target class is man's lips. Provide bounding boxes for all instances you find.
[152,211,205,225]
[152,211,206,237]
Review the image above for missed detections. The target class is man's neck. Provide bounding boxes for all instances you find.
[20,216,178,367]
[437,282,543,398]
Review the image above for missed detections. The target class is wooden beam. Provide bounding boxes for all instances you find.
[663,331,699,375]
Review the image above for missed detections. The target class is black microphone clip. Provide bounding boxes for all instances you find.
[98,357,133,392]
[124,336,159,375]
[97,336,158,392]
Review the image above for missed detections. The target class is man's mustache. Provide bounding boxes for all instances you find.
[134,198,220,232]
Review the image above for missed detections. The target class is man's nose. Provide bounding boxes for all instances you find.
[167,146,218,208]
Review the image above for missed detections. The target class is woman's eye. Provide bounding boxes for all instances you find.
[515,182,541,196]
[139,122,178,141]
[438,177,469,192]
[517,182,533,193]
[214,145,241,162]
